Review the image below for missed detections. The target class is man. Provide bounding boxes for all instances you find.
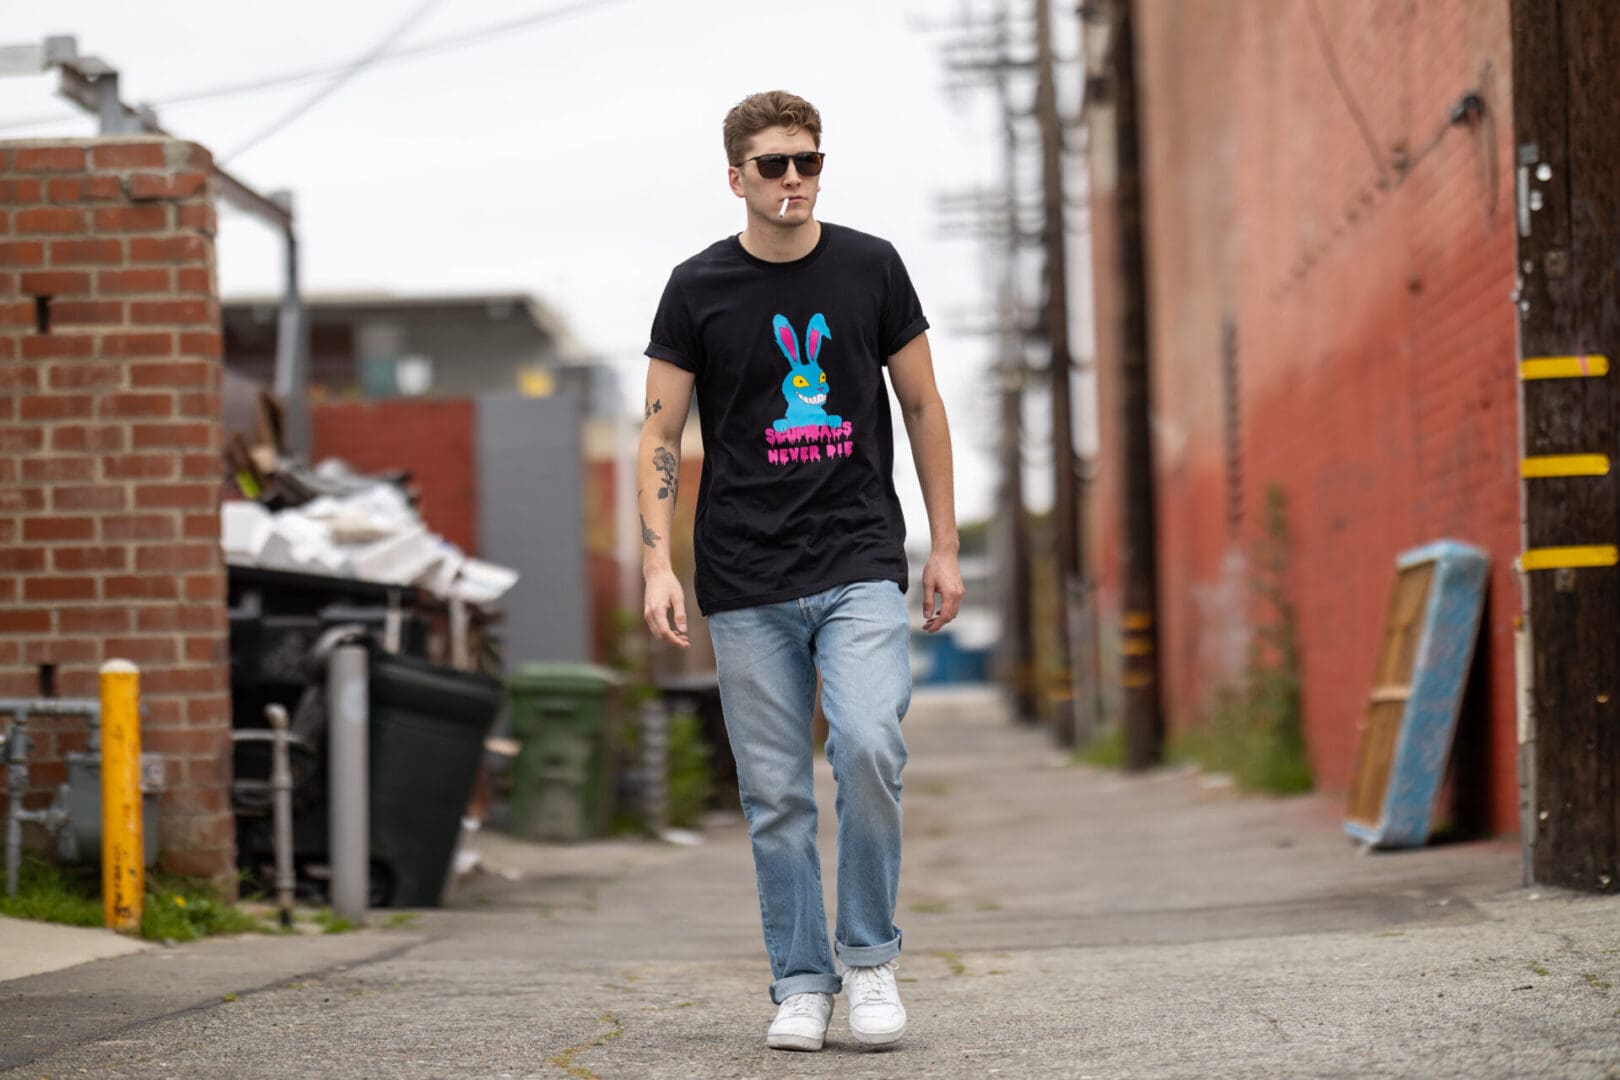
[639,89,963,1053]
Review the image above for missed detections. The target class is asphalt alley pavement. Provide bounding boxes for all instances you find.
[3,685,1617,1079]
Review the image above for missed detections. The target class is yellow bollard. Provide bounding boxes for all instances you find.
[99,659,143,933]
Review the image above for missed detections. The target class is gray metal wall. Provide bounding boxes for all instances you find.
[477,393,588,667]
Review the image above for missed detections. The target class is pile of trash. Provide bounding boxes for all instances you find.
[221,458,518,605]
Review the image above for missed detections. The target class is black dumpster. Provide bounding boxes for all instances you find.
[233,634,502,908]
[366,648,503,907]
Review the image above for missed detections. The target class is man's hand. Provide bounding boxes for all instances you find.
[644,568,690,649]
[920,549,965,634]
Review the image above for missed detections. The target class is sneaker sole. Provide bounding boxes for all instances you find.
[850,1023,906,1047]
[766,1033,825,1052]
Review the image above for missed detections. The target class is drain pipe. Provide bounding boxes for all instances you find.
[1,698,96,897]
[265,705,297,928]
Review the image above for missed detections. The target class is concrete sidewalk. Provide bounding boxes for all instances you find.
[3,685,1617,1078]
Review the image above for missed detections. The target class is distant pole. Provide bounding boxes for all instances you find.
[1106,0,1165,769]
[994,3,1039,725]
[1034,0,1082,745]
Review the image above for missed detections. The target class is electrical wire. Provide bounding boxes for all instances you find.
[0,0,640,135]
[219,0,447,164]
[1303,0,1388,183]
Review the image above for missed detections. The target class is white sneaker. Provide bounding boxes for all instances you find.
[843,958,907,1045]
[766,992,834,1051]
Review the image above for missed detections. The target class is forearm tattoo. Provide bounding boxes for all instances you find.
[653,446,678,502]
[640,513,661,548]
[645,398,662,419]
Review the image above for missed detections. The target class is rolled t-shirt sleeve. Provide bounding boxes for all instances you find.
[878,242,929,360]
[646,273,699,374]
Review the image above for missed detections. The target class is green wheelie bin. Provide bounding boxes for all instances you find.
[506,663,622,841]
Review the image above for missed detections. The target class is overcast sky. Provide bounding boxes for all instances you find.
[5,0,1087,537]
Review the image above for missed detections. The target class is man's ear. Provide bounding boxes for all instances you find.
[728,166,746,198]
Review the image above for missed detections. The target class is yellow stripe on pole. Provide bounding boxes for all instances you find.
[1122,611,1153,631]
[1520,355,1610,380]
[1121,637,1154,656]
[1122,671,1154,689]
[1520,545,1620,571]
[99,659,143,934]
[1521,454,1612,478]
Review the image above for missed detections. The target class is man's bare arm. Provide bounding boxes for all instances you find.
[887,331,964,633]
[639,358,696,647]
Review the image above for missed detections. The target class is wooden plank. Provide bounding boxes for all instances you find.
[1348,700,1407,828]
[1375,563,1435,687]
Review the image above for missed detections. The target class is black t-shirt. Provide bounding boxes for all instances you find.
[646,222,929,615]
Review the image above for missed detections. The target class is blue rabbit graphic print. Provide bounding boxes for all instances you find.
[772,313,842,432]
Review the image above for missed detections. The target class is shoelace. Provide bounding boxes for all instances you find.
[781,993,825,1017]
[845,966,895,1006]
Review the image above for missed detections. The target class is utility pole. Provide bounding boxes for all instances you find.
[1091,0,1163,769]
[992,4,1039,725]
[933,3,1041,725]
[1034,0,1082,745]
[1510,0,1620,893]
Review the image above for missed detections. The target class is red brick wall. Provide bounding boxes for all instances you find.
[0,137,234,884]
[311,399,478,554]
[1088,1,1520,832]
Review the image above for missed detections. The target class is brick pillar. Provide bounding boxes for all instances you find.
[0,137,233,891]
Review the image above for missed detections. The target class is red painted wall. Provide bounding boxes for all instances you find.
[311,399,478,555]
[1088,0,1520,832]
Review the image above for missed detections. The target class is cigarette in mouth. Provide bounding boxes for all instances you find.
[779,197,790,218]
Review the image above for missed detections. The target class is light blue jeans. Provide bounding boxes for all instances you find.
[707,579,910,1003]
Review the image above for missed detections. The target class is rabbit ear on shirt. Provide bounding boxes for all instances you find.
[772,315,802,366]
[805,313,830,364]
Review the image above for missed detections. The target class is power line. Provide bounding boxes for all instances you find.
[220,0,447,164]
[0,0,640,135]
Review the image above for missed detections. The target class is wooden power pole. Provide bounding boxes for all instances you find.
[1511,0,1620,892]
[1034,0,1082,745]
[1100,0,1163,769]
[993,7,1039,725]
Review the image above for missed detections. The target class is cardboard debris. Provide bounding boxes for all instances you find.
[221,460,519,605]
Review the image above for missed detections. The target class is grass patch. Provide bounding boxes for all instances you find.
[382,912,420,930]
[143,866,271,942]
[1581,972,1612,989]
[1529,962,1550,976]
[1072,725,1127,769]
[0,856,103,928]
[909,901,949,914]
[0,855,271,942]
[934,950,966,976]
[312,908,357,934]
[1171,485,1312,796]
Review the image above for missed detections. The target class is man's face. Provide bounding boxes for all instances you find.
[728,125,821,227]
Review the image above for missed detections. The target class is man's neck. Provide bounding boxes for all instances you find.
[738,218,821,263]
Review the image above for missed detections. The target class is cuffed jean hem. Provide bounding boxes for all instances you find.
[835,930,902,968]
[770,972,844,1005]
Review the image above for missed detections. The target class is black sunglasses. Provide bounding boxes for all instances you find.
[733,151,825,180]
